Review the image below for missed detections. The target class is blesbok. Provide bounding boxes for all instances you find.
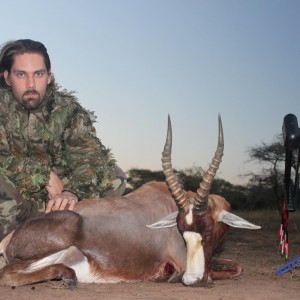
[0,115,260,288]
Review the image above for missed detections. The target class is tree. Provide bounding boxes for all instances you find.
[176,166,204,191]
[125,166,252,210]
[245,134,285,211]
[125,168,165,192]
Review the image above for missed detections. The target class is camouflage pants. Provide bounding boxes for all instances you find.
[0,175,23,240]
[0,175,43,240]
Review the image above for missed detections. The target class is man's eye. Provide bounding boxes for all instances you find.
[35,72,44,77]
[16,72,25,78]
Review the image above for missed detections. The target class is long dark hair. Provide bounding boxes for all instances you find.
[0,39,54,88]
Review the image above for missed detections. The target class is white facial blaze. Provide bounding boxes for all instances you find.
[182,231,205,285]
[185,203,194,225]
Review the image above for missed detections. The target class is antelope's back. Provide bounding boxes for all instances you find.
[73,181,185,274]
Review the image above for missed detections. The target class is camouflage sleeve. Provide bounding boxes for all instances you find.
[59,108,117,199]
[0,123,50,198]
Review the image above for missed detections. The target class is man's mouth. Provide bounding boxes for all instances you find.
[25,91,38,96]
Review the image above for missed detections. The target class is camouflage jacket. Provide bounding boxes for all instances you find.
[0,86,116,203]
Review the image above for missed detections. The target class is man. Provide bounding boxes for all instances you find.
[0,39,126,239]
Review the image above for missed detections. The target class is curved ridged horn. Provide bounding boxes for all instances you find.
[161,115,189,212]
[194,114,224,213]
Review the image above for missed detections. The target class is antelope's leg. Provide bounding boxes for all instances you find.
[0,263,77,288]
[208,258,242,280]
[4,211,82,263]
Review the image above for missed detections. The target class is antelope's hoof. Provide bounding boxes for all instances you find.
[185,277,214,288]
[45,280,76,290]
[168,271,184,283]
[63,277,77,289]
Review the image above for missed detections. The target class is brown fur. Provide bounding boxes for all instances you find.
[0,182,241,287]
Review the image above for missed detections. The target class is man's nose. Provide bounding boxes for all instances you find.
[27,75,35,89]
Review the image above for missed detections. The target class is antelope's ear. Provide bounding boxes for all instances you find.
[218,210,261,229]
[146,212,178,229]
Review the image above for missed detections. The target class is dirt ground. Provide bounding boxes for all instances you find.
[1,210,300,300]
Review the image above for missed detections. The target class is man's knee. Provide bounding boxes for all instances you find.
[0,176,24,239]
[0,176,24,206]
[103,166,127,197]
[0,199,18,239]
[111,177,127,197]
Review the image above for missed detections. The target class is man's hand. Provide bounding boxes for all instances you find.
[45,171,78,213]
[45,191,78,213]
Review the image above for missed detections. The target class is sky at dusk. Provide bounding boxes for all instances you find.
[1,0,299,184]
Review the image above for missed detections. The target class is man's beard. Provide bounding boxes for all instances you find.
[21,90,42,110]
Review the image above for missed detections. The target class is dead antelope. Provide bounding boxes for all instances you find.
[0,115,260,288]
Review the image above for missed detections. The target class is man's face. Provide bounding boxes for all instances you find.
[4,53,51,110]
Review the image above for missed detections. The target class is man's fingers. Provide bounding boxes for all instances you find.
[68,199,76,211]
[45,199,55,213]
[57,198,69,211]
[45,195,77,213]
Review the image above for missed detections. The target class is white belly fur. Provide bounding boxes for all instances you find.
[23,246,129,284]
[23,247,99,283]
